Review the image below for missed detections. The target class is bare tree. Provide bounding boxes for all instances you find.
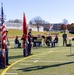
[62,19,68,25]
[8,19,22,23]
[29,21,32,25]
[29,16,45,31]
[14,19,22,23]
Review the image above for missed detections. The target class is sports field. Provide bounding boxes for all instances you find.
[0,37,74,75]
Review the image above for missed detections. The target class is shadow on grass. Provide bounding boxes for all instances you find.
[9,55,23,59]
[67,54,74,57]
[17,61,74,72]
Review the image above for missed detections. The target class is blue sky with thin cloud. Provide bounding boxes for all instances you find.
[0,0,74,24]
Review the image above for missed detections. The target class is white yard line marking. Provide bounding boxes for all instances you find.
[30,58,41,59]
[48,51,53,53]
[20,60,34,62]
[12,67,20,69]
[19,63,32,65]
[9,51,74,53]
[34,60,38,63]
[37,51,53,57]
[17,60,73,63]
[37,56,45,57]
[9,60,17,62]
[33,51,45,52]
[5,73,18,75]
[37,53,50,56]
[35,60,72,62]
[53,51,72,52]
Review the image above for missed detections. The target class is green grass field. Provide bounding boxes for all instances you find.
[8,29,50,36]
[8,29,74,38]
[0,37,74,75]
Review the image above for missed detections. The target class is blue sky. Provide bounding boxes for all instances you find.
[0,0,74,24]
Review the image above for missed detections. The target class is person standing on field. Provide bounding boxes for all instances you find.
[28,28,33,55]
[62,31,67,46]
[5,29,10,66]
[0,27,2,68]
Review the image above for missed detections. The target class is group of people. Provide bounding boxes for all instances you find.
[0,28,33,69]
[41,31,68,47]
[14,30,68,49]
[0,27,68,69]
[45,34,58,47]
[0,28,10,69]
[14,28,33,57]
[29,31,68,47]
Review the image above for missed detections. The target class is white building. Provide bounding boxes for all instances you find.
[5,22,44,32]
[5,22,22,30]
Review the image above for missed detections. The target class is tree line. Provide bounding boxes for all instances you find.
[7,16,74,32]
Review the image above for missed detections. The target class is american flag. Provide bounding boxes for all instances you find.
[1,3,4,25]
[1,3,6,48]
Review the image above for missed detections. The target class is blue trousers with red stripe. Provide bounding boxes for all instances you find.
[0,52,2,68]
[28,43,32,55]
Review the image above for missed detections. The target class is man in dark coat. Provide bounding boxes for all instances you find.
[0,27,2,68]
[62,31,67,46]
[28,28,33,55]
[5,29,10,66]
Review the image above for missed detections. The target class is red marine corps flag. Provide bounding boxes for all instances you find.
[23,13,27,35]
[22,13,28,57]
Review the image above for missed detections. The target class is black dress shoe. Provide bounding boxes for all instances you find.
[0,67,4,69]
[0,67,3,69]
[6,64,10,66]
[0,66,7,69]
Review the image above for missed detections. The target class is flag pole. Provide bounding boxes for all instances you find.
[22,13,28,57]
